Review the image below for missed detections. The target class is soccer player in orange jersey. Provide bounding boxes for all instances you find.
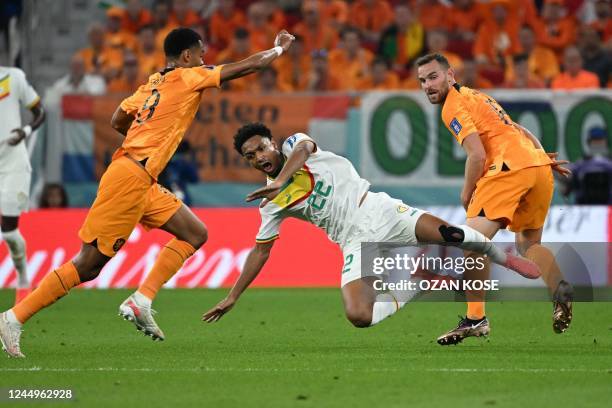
[416,53,574,345]
[0,27,295,358]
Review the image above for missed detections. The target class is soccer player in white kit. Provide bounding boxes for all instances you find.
[203,123,540,329]
[0,66,46,304]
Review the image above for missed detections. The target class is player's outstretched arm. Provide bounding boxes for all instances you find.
[515,122,571,178]
[8,101,46,146]
[110,106,135,136]
[202,241,274,323]
[219,30,294,83]
[246,140,316,203]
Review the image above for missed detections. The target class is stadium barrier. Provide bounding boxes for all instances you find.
[0,205,609,289]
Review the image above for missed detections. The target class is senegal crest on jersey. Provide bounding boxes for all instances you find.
[0,74,10,101]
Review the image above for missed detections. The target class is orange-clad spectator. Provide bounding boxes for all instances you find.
[348,0,394,44]
[415,0,450,31]
[329,27,374,91]
[448,0,486,42]
[275,35,311,91]
[215,28,252,91]
[535,0,577,59]
[135,25,165,78]
[578,25,612,87]
[105,7,138,51]
[76,23,124,81]
[551,46,601,89]
[169,0,201,27]
[153,1,178,51]
[426,30,464,72]
[250,66,292,93]
[321,0,349,30]
[455,58,494,89]
[307,49,342,91]
[473,0,520,67]
[357,58,400,90]
[107,52,144,93]
[378,4,424,71]
[122,0,153,34]
[590,0,612,42]
[209,0,247,50]
[293,1,339,53]
[401,67,420,89]
[246,2,276,52]
[506,24,559,85]
[261,0,287,32]
[502,54,546,88]
[479,0,538,27]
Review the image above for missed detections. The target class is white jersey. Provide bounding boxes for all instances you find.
[256,133,371,246]
[0,67,40,173]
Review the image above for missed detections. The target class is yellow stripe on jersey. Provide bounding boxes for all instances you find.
[0,74,10,100]
[26,95,40,109]
[269,165,315,209]
[255,234,279,244]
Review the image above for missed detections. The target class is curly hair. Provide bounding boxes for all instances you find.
[233,122,273,154]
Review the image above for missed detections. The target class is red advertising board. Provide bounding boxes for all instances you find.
[0,210,343,289]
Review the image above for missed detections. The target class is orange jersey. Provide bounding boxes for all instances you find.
[117,65,223,179]
[441,84,551,177]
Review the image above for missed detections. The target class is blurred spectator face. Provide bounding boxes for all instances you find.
[40,184,68,208]
[519,26,536,52]
[595,0,610,19]
[174,0,190,18]
[371,61,388,84]
[234,30,250,54]
[579,26,602,52]
[394,6,412,31]
[302,1,321,26]
[363,0,376,7]
[588,128,609,156]
[70,55,86,81]
[219,0,235,16]
[492,4,508,25]
[514,58,529,81]
[312,51,329,73]
[460,59,477,85]
[427,30,448,53]
[127,0,143,18]
[107,15,122,33]
[563,46,583,75]
[258,67,278,91]
[248,3,268,28]
[454,0,473,10]
[153,3,170,26]
[287,36,304,58]
[542,3,563,22]
[139,26,156,52]
[89,24,105,50]
[343,30,361,54]
[123,53,139,82]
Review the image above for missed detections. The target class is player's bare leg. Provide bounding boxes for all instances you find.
[2,216,30,304]
[120,204,207,341]
[1,242,109,357]
[516,228,573,333]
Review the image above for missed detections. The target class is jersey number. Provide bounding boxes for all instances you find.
[136,89,161,125]
[484,97,510,126]
[307,181,332,210]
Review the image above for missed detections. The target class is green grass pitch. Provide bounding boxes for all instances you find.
[0,288,611,407]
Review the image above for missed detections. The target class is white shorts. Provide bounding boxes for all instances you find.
[340,191,426,287]
[0,171,31,216]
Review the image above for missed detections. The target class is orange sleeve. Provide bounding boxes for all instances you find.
[441,94,478,145]
[182,65,223,91]
[120,89,142,116]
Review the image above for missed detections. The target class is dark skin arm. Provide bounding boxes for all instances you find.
[460,132,487,210]
[219,30,294,83]
[110,106,135,136]
[202,241,274,322]
[8,102,46,146]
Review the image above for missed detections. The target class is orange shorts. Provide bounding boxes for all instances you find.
[467,165,554,232]
[78,156,182,257]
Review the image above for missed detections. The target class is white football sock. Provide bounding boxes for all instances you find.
[455,225,507,265]
[370,293,406,326]
[134,290,152,306]
[2,229,28,287]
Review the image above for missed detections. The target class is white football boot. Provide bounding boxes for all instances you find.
[0,311,25,358]
[118,293,165,341]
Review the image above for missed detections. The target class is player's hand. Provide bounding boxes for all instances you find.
[7,128,26,146]
[246,181,283,203]
[547,152,572,178]
[202,297,236,323]
[274,30,295,52]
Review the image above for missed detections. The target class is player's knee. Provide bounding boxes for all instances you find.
[439,224,465,244]
[188,223,208,249]
[345,306,373,328]
[71,261,101,282]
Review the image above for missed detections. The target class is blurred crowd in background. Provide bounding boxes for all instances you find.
[47,0,611,96]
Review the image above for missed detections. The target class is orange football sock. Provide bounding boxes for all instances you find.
[12,262,81,324]
[466,302,485,320]
[138,239,196,301]
[525,244,563,294]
